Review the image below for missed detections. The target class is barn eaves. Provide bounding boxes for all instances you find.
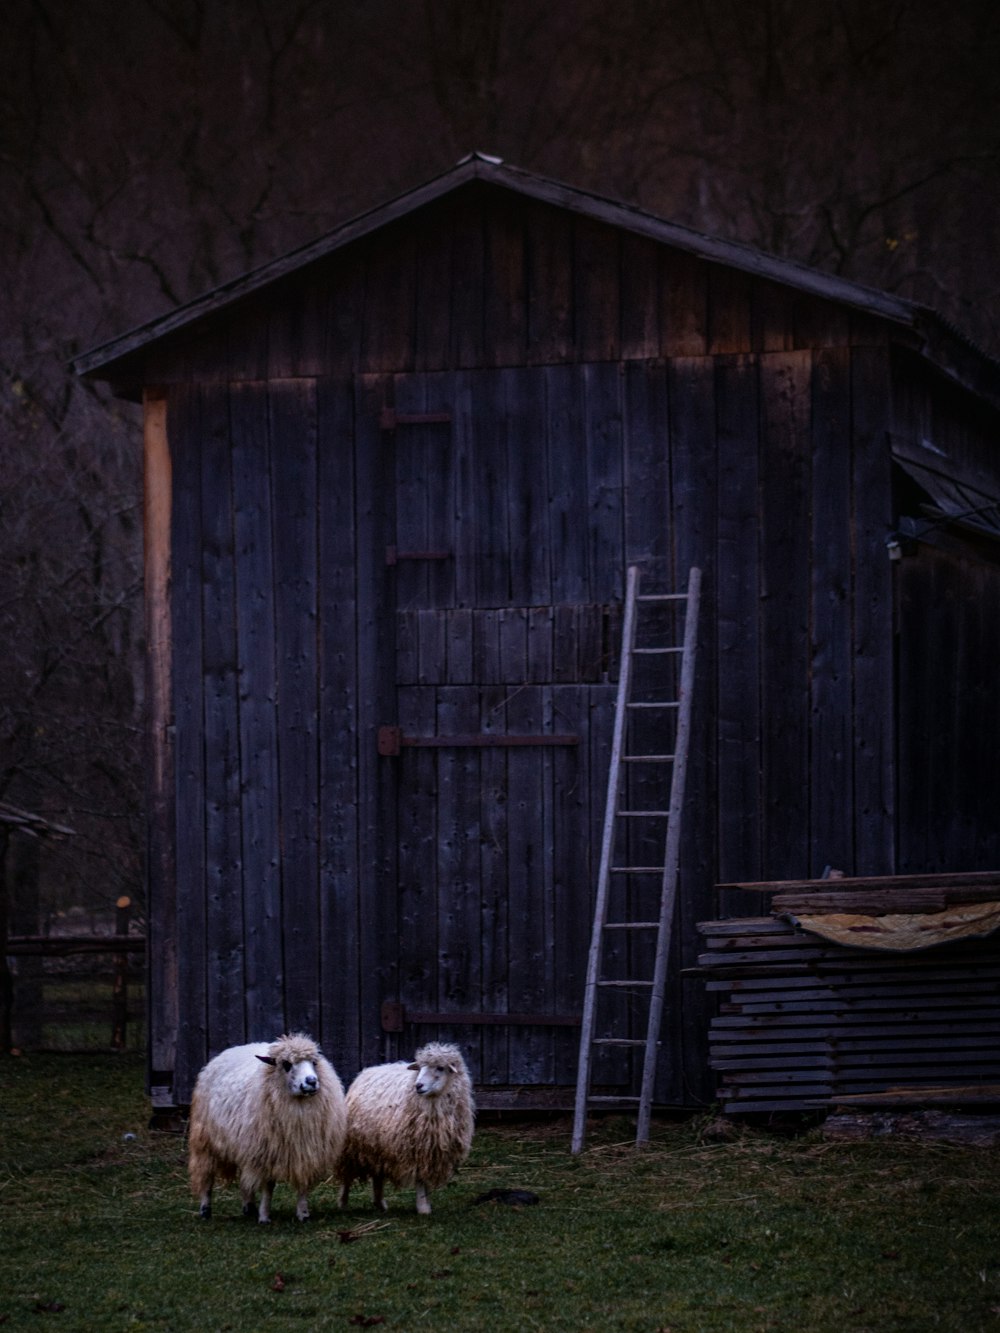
[72,154,1000,413]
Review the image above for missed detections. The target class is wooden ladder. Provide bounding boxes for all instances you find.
[571,564,701,1153]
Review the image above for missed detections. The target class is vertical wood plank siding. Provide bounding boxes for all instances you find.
[150,186,969,1107]
[143,391,176,1077]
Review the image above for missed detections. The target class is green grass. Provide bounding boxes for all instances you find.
[1,1054,998,1331]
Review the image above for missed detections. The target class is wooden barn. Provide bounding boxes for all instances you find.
[74,154,1000,1116]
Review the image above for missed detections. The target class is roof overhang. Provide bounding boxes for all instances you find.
[72,152,998,410]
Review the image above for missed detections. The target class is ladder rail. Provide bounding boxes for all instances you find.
[571,565,641,1154]
[572,563,701,1154]
[635,564,701,1142]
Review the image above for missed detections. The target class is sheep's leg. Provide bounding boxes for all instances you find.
[190,1160,214,1219]
[240,1186,256,1219]
[338,1175,353,1208]
[372,1173,387,1213]
[257,1180,275,1224]
[415,1182,432,1216]
[295,1192,310,1222]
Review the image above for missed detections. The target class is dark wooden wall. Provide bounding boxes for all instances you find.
[139,183,1000,1107]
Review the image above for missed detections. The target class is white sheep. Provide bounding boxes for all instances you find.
[187,1031,346,1223]
[337,1042,475,1215]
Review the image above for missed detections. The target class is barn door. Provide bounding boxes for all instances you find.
[361,366,625,1096]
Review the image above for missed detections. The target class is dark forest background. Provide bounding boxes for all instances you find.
[2,0,999,930]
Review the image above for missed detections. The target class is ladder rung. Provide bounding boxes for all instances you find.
[603,921,659,930]
[593,1038,646,1047]
[610,866,662,873]
[637,592,687,602]
[597,979,654,988]
[634,646,683,655]
[588,1095,642,1104]
[617,810,669,818]
[627,701,680,709]
[623,753,675,763]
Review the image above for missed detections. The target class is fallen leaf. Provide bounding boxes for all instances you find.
[271,1274,286,1292]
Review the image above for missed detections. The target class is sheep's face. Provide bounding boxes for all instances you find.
[258,1053,321,1097]
[408,1059,454,1098]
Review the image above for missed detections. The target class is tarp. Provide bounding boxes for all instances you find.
[789,901,1000,951]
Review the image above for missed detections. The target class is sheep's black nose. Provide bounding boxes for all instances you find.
[302,1074,318,1092]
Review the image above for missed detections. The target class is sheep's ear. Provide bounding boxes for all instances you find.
[407,1062,420,1071]
[257,1055,277,1066]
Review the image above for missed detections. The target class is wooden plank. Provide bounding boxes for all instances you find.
[480,684,510,1084]
[355,374,396,1067]
[668,356,717,1104]
[168,383,207,1100]
[317,376,362,1072]
[717,871,1000,894]
[143,390,177,1076]
[361,226,416,372]
[435,686,482,1075]
[850,345,895,872]
[660,251,708,357]
[525,207,573,365]
[270,380,321,1037]
[475,371,510,607]
[545,364,590,605]
[751,277,796,353]
[448,196,485,369]
[452,372,477,609]
[395,685,439,1067]
[506,685,554,1084]
[229,383,283,1041]
[573,215,620,363]
[484,195,526,367]
[619,232,661,359]
[198,383,245,1052]
[623,359,670,572]
[773,886,1000,914]
[402,371,456,610]
[809,346,854,874]
[758,351,812,880]
[584,362,624,606]
[504,368,551,606]
[707,266,753,355]
[714,355,763,912]
[413,205,453,372]
[552,684,592,1084]
[446,608,474,685]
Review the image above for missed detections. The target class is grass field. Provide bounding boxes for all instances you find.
[1,1052,998,1332]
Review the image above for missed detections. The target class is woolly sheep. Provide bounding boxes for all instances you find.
[337,1042,475,1215]
[188,1032,346,1223]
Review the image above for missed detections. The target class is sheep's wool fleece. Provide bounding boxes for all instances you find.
[341,1045,474,1190]
[188,1033,347,1193]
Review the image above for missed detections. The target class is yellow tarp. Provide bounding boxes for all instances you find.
[790,901,1000,952]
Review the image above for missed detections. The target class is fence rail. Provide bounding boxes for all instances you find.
[2,895,145,1052]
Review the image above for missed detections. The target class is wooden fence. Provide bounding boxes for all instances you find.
[3,896,145,1053]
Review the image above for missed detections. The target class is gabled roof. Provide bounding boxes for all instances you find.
[73,152,1000,407]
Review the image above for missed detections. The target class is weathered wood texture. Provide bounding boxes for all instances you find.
[696,915,1000,1113]
[126,183,1000,1109]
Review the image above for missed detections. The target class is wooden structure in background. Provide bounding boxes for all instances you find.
[73,155,1000,1112]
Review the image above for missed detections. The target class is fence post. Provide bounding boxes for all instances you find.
[112,896,131,1050]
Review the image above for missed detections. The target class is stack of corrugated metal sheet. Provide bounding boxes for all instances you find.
[696,873,1000,1114]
